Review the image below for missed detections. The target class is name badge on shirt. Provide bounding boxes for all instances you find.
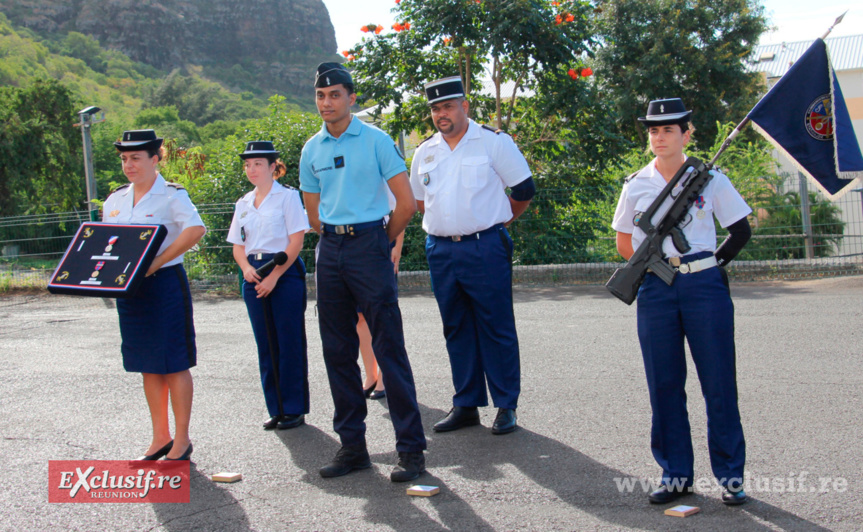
[334,155,345,168]
[423,174,430,186]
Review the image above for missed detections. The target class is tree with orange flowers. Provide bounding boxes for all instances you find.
[346,0,604,156]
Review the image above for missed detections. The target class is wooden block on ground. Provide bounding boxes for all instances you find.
[211,472,243,483]
[664,505,700,517]
[406,485,440,497]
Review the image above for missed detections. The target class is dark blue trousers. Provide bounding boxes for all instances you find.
[425,225,520,409]
[636,254,745,489]
[316,226,426,453]
[244,257,309,418]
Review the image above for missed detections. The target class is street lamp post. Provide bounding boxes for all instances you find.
[76,106,105,221]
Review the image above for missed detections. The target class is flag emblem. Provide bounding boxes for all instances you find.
[805,95,833,141]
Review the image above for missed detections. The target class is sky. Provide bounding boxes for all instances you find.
[321,0,861,52]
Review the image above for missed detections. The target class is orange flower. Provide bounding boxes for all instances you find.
[565,13,574,22]
[361,25,369,32]
[404,22,411,30]
[375,26,382,34]
[568,68,578,79]
[341,50,350,57]
[443,36,452,45]
[396,0,401,3]
[393,22,403,31]
[555,14,562,24]
[552,1,559,5]
[581,67,593,77]
[348,54,356,61]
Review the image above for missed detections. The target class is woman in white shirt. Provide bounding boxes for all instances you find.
[227,141,310,431]
[103,129,206,461]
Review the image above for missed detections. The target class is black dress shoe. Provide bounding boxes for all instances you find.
[165,442,193,461]
[363,380,377,398]
[491,408,517,435]
[648,484,693,504]
[722,487,747,505]
[433,406,480,432]
[319,444,372,478]
[276,414,305,430]
[390,451,425,482]
[263,416,283,430]
[136,440,173,461]
[369,389,387,400]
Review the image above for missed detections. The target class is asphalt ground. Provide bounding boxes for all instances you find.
[1,276,861,531]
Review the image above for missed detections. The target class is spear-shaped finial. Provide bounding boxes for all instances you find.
[821,10,848,40]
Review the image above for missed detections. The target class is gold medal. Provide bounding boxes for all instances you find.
[109,210,120,217]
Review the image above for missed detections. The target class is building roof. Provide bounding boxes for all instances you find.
[747,34,863,79]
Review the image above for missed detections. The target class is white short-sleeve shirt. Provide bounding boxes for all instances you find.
[102,174,206,268]
[612,157,752,257]
[410,119,531,236]
[226,181,310,255]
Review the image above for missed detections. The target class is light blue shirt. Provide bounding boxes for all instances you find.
[299,115,406,225]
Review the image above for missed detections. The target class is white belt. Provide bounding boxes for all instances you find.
[669,255,718,274]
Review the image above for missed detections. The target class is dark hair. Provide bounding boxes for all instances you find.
[147,146,167,161]
[343,82,355,95]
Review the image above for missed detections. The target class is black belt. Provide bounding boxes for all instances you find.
[430,224,502,242]
[322,219,385,236]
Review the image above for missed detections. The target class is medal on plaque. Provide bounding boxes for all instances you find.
[48,223,167,298]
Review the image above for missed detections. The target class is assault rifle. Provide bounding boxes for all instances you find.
[605,156,713,305]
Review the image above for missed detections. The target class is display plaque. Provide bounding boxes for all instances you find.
[48,223,167,298]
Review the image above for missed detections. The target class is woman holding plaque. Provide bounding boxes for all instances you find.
[227,141,310,430]
[102,129,206,461]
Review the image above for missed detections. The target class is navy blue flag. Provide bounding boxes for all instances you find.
[748,38,863,199]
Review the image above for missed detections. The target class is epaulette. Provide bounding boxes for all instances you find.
[166,182,186,190]
[418,134,435,146]
[282,184,299,191]
[481,124,503,135]
[111,183,131,194]
[624,171,638,184]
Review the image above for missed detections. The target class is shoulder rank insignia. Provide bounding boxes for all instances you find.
[111,183,131,194]
[166,182,186,190]
[481,124,503,134]
[624,171,638,184]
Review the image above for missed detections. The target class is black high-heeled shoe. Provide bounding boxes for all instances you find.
[136,440,173,461]
[363,380,377,398]
[165,442,193,461]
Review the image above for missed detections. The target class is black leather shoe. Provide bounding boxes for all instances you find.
[276,414,305,430]
[369,389,387,400]
[433,406,480,432]
[319,444,372,478]
[648,484,692,504]
[363,380,377,398]
[491,408,517,435]
[263,416,282,430]
[390,451,425,482]
[165,442,193,461]
[722,488,747,505]
[136,440,173,461]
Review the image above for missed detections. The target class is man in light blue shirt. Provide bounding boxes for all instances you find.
[299,62,426,483]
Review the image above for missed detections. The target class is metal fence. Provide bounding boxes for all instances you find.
[3,174,863,295]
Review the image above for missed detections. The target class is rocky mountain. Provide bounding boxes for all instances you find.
[0,0,338,97]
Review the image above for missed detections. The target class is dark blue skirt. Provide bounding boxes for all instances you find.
[116,264,196,374]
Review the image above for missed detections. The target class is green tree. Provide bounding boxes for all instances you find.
[0,79,83,216]
[593,0,769,145]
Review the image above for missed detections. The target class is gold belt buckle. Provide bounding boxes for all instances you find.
[451,235,462,242]
[669,257,681,267]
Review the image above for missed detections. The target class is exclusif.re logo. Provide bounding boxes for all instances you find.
[49,461,190,504]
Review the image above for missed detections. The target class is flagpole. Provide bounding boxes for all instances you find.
[707,117,750,168]
[821,10,847,40]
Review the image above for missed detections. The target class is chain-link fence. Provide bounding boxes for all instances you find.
[3,174,862,296]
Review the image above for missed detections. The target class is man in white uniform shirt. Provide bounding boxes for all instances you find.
[410,76,535,435]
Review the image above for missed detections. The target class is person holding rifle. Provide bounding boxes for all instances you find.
[227,141,310,431]
[612,99,753,505]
